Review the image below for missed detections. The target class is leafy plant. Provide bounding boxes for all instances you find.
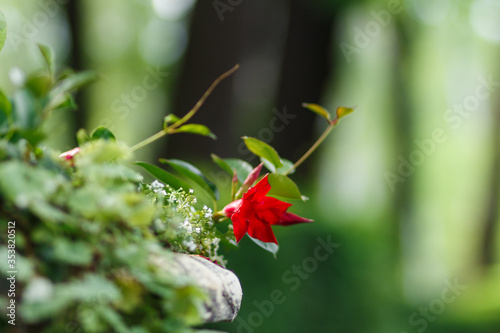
[0,21,353,330]
[0,44,226,332]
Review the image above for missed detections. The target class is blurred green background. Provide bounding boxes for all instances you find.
[2,0,500,332]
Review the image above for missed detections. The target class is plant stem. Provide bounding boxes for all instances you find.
[129,129,168,153]
[128,64,240,153]
[172,64,240,128]
[284,120,337,175]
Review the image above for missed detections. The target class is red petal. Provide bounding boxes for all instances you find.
[246,216,278,245]
[255,196,291,224]
[243,162,263,188]
[244,174,271,201]
[273,212,314,226]
[223,199,242,217]
[231,213,249,243]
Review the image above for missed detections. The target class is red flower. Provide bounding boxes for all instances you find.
[223,174,312,245]
[59,147,80,160]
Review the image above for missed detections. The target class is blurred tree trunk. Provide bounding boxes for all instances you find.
[163,1,243,161]
[480,100,500,267]
[274,0,336,169]
[392,18,415,275]
[65,0,87,131]
[164,0,337,169]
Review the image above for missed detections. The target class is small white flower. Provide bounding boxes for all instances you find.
[182,220,192,233]
[195,227,201,234]
[189,189,194,193]
[183,240,197,252]
[151,180,165,189]
[153,189,167,196]
[193,198,197,203]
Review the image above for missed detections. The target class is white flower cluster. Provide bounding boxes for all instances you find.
[144,180,168,199]
[203,205,213,219]
[141,181,228,266]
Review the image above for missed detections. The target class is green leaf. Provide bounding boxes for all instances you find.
[175,124,216,140]
[267,173,302,200]
[0,11,6,53]
[224,158,253,183]
[160,158,219,200]
[92,127,116,141]
[262,158,295,175]
[210,154,233,175]
[276,159,295,175]
[211,154,253,183]
[248,236,279,256]
[60,274,121,303]
[98,306,130,333]
[0,89,11,116]
[302,103,331,122]
[135,162,191,191]
[76,128,91,145]
[163,114,180,129]
[48,71,97,109]
[25,74,51,97]
[53,238,93,266]
[336,106,354,119]
[38,44,53,78]
[53,93,77,111]
[12,89,37,129]
[243,136,282,169]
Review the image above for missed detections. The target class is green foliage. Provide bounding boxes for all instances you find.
[210,154,253,184]
[174,124,217,140]
[242,136,283,169]
[261,157,295,175]
[38,44,54,79]
[248,236,279,256]
[267,173,303,200]
[336,106,354,119]
[163,113,181,128]
[0,41,347,331]
[302,102,331,123]
[0,55,230,332]
[91,126,116,141]
[0,10,6,53]
[160,159,220,200]
[135,161,191,192]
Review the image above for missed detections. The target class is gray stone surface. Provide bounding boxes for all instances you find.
[170,253,243,323]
